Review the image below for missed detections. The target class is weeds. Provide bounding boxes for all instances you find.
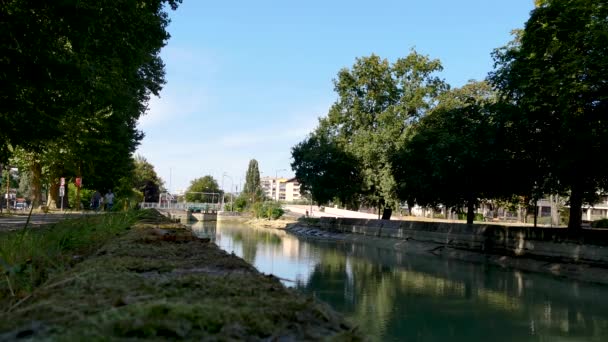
[0,211,144,302]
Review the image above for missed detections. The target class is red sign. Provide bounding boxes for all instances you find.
[75,178,82,188]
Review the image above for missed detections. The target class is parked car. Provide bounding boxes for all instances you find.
[13,203,27,210]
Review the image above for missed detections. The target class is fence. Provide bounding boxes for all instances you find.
[140,202,222,211]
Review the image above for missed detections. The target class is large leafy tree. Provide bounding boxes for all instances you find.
[1,0,181,208]
[314,50,447,214]
[489,0,608,230]
[1,0,180,156]
[393,81,510,224]
[291,131,362,209]
[132,155,164,192]
[185,176,222,203]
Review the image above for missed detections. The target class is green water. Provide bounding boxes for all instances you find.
[191,221,608,341]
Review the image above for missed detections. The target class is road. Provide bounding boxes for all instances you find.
[0,212,87,231]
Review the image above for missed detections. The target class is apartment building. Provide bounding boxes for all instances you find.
[261,177,302,202]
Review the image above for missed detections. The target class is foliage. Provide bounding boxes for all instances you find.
[392,81,509,224]
[0,211,142,299]
[132,155,165,193]
[68,183,94,210]
[489,0,608,229]
[242,159,263,203]
[291,132,362,208]
[293,50,447,213]
[591,219,608,229]
[253,201,284,220]
[185,176,222,203]
[233,195,248,212]
[1,0,181,210]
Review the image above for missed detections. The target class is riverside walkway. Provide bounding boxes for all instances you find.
[0,212,87,231]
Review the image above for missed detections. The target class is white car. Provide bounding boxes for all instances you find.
[13,203,27,210]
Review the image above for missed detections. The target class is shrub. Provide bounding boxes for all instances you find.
[591,218,608,228]
[253,201,284,220]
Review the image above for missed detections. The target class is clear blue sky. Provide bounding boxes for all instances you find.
[136,0,535,193]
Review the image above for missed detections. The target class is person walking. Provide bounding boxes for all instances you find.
[105,190,114,211]
[91,191,102,211]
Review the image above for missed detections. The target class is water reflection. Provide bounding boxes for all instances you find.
[190,221,608,341]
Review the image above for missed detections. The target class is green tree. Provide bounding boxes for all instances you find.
[132,155,164,192]
[393,81,506,224]
[489,0,608,230]
[300,50,447,216]
[243,159,263,203]
[185,176,222,203]
[1,0,181,160]
[291,131,362,209]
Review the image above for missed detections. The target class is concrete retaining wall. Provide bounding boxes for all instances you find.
[317,218,608,265]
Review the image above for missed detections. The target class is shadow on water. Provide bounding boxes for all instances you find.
[190,221,608,342]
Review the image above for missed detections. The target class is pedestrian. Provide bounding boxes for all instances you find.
[105,190,114,211]
[91,191,102,211]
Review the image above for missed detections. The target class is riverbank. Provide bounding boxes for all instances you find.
[0,210,359,340]
[245,217,298,229]
[283,218,608,285]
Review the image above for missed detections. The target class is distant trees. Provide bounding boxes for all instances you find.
[185,176,222,203]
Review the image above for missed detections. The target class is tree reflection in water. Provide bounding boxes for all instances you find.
[193,222,608,341]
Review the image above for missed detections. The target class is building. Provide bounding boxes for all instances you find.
[261,177,302,202]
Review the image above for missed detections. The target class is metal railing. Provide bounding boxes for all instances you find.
[140,202,222,211]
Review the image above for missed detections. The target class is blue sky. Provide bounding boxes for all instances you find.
[136,0,535,193]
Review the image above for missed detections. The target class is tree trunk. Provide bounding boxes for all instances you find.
[568,186,584,231]
[30,160,43,208]
[550,195,560,226]
[466,195,475,225]
[533,202,538,228]
[48,181,59,209]
[0,163,3,214]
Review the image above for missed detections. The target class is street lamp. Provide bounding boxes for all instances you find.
[222,173,234,211]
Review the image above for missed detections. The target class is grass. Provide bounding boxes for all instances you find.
[0,210,360,340]
[0,210,152,301]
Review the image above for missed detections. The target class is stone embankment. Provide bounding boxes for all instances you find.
[285,217,608,285]
[0,211,360,340]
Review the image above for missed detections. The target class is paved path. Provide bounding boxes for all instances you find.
[0,213,87,231]
[284,205,379,219]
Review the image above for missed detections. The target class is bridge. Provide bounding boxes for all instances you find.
[141,202,222,222]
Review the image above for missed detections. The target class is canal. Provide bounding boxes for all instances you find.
[191,221,608,341]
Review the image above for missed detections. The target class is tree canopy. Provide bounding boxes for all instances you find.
[489,0,608,229]
[242,159,263,203]
[292,50,447,214]
[185,176,222,203]
[1,0,181,208]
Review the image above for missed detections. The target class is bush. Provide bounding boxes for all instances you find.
[457,213,484,222]
[233,196,248,212]
[253,201,284,220]
[591,218,608,228]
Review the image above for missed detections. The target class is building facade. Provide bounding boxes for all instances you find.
[261,177,302,202]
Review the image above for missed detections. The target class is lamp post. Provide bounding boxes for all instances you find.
[274,168,287,201]
[222,173,233,211]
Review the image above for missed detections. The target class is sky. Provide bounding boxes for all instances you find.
[135,0,536,194]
